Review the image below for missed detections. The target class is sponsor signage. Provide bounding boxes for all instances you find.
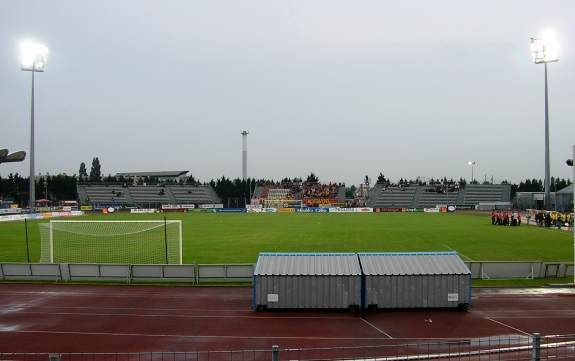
[215,208,246,213]
[0,208,22,214]
[130,209,157,214]
[375,208,403,212]
[80,205,93,211]
[0,214,26,222]
[296,207,329,213]
[424,208,440,213]
[0,211,84,223]
[278,208,295,213]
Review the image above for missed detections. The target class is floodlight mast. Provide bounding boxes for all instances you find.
[467,161,476,183]
[531,33,558,210]
[20,40,48,211]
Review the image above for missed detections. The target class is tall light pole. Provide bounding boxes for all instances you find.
[241,131,248,180]
[531,31,559,210]
[467,161,476,184]
[20,40,48,210]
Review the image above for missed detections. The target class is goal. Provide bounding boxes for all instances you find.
[39,220,182,264]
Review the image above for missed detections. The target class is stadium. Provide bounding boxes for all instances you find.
[2,1,575,360]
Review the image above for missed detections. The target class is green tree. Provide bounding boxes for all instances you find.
[78,162,88,180]
[376,172,388,185]
[89,157,101,182]
[306,172,319,183]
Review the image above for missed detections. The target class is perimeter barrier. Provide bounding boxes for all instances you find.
[0,262,572,282]
[0,263,255,283]
[2,334,574,361]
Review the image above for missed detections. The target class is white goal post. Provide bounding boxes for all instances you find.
[39,220,183,264]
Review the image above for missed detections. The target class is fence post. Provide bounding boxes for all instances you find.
[532,333,541,361]
[272,345,279,361]
[49,353,61,361]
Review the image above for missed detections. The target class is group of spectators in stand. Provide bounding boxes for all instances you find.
[382,180,461,193]
[528,211,574,230]
[490,210,522,226]
[301,182,339,199]
[426,182,461,194]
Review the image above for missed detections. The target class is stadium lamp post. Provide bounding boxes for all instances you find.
[467,161,476,184]
[531,32,559,211]
[20,40,48,211]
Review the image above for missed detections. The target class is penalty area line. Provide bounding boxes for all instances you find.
[441,244,474,262]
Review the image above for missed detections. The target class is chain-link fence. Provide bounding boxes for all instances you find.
[2,334,574,361]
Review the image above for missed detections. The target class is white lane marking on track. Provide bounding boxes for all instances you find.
[29,306,252,312]
[484,317,530,336]
[8,311,355,320]
[360,318,393,339]
[0,330,394,340]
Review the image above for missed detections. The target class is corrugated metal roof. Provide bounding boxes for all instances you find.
[115,171,188,177]
[358,252,471,276]
[254,253,361,276]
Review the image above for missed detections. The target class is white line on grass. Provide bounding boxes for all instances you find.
[484,317,530,335]
[360,318,393,339]
[441,244,474,262]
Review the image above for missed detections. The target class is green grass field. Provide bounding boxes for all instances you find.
[0,212,572,264]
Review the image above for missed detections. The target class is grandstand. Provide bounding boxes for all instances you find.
[78,184,221,208]
[252,182,346,207]
[367,184,511,209]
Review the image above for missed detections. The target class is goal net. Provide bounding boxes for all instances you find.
[39,220,182,264]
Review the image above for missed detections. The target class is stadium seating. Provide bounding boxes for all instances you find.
[267,189,291,199]
[167,185,217,204]
[367,184,511,208]
[416,190,459,207]
[461,184,511,206]
[369,186,418,208]
[82,185,134,207]
[78,184,221,207]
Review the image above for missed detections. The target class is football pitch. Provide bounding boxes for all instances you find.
[0,212,571,264]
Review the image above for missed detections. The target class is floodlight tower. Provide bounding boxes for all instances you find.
[20,40,49,210]
[531,31,559,210]
[467,161,476,183]
[241,131,248,180]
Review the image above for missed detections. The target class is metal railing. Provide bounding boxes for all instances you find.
[2,334,574,361]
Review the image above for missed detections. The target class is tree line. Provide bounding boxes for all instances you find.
[0,159,571,207]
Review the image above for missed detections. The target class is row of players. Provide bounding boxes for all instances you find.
[490,211,522,226]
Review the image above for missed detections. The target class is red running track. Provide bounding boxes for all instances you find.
[0,284,574,353]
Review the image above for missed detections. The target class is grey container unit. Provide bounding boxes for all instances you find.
[358,252,472,309]
[253,252,362,310]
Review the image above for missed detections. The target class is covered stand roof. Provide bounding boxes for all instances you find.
[358,252,471,276]
[115,171,188,178]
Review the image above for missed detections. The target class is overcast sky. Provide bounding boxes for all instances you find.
[1,1,574,185]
